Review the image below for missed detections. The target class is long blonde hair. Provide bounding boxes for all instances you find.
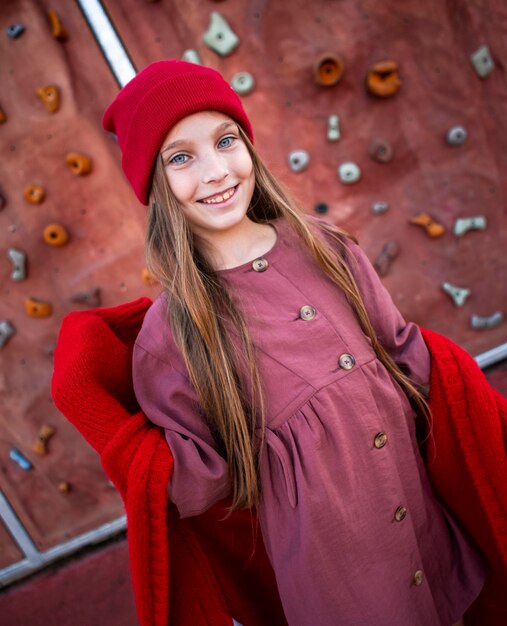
[147,126,429,511]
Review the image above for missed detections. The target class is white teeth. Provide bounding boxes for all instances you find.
[201,187,235,204]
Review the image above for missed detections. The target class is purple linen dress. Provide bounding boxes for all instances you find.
[132,218,484,626]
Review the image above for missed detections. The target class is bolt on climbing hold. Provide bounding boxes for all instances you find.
[203,12,239,56]
[314,202,329,215]
[182,49,202,64]
[288,150,310,173]
[36,85,60,113]
[446,126,468,146]
[338,162,361,184]
[372,201,390,215]
[327,115,341,142]
[368,138,394,163]
[24,297,53,318]
[0,320,16,349]
[374,241,399,277]
[9,448,32,471]
[454,216,486,237]
[231,72,255,95]
[43,223,69,246]
[6,24,25,39]
[0,106,6,123]
[8,248,27,281]
[441,282,471,307]
[23,183,46,204]
[47,9,68,41]
[0,190,6,209]
[66,152,92,175]
[409,213,445,237]
[470,44,494,79]
[58,481,72,494]
[470,311,503,330]
[70,288,102,307]
[142,268,158,286]
[313,53,345,87]
[32,424,56,456]
[366,60,401,97]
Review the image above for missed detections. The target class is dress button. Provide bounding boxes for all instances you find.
[299,305,316,320]
[394,505,407,522]
[413,570,424,586]
[373,432,388,449]
[338,353,355,370]
[252,258,269,272]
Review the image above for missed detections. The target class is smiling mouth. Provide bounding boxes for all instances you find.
[199,185,238,205]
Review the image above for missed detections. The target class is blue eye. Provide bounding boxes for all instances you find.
[218,136,235,148]
[169,153,188,165]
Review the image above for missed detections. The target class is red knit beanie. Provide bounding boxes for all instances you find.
[102,59,254,205]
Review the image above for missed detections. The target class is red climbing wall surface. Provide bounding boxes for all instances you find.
[1,0,506,573]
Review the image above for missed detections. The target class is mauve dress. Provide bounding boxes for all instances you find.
[132,218,484,626]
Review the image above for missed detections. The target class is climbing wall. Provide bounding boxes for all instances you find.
[1,0,506,577]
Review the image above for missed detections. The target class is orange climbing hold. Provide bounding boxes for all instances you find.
[313,53,345,87]
[0,107,6,123]
[24,297,53,317]
[23,183,46,204]
[43,223,69,246]
[366,60,401,97]
[32,424,56,455]
[65,152,92,176]
[409,213,445,237]
[47,9,69,41]
[142,267,158,286]
[36,85,60,113]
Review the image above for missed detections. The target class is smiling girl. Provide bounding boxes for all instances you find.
[102,60,484,625]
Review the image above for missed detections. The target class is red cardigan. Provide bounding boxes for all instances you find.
[52,297,507,626]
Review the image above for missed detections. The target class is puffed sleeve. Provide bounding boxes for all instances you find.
[132,342,231,518]
[343,239,431,388]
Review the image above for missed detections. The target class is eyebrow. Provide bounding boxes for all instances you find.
[161,120,238,155]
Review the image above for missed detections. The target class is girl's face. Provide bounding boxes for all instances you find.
[160,110,255,241]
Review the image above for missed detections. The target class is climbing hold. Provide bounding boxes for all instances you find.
[313,53,345,87]
[231,72,255,96]
[32,424,56,456]
[23,183,46,204]
[446,126,468,146]
[181,49,202,64]
[368,138,394,163]
[57,481,72,494]
[470,311,503,330]
[337,162,361,184]
[409,213,445,237]
[366,60,401,98]
[43,223,69,246]
[70,288,102,307]
[0,106,6,123]
[327,115,341,142]
[0,320,16,349]
[441,282,471,307]
[454,216,486,237]
[6,24,25,39]
[374,241,399,277]
[314,202,329,215]
[0,190,6,209]
[24,298,53,318]
[141,268,158,286]
[9,448,32,471]
[47,9,69,41]
[203,12,239,56]
[36,85,60,113]
[65,152,92,176]
[8,248,27,281]
[470,44,494,79]
[288,150,310,173]
[372,201,390,215]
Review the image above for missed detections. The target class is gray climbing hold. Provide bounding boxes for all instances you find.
[181,49,202,65]
[441,282,471,307]
[338,162,361,184]
[470,311,503,329]
[372,201,390,215]
[231,72,255,95]
[70,288,102,307]
[203,12,239,57]
[470,44,494,79]
[327,115,341,142]
[9,448,32,471]
[8,248,27,281]
[454,216,486,237]
[0,320,15,349]
[288,150,310,173]
[446,126,468,146]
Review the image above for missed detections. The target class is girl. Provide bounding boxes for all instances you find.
[102,60,484,625]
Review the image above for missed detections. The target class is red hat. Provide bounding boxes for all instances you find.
[102,60,254,205]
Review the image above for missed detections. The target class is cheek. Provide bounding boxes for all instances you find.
[164,170,194,203]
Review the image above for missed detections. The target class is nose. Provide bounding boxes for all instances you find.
[201,151,229,184]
